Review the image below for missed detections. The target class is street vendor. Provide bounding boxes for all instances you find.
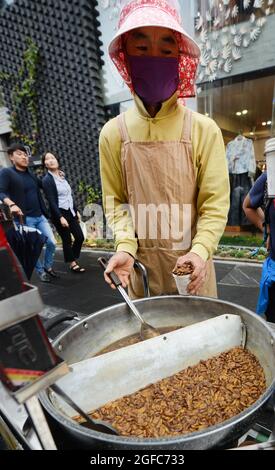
[99,0,230,298]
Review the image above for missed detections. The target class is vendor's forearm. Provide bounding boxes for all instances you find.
[190,244,209,261]
[116,240,138,258]
[191,220,227,261]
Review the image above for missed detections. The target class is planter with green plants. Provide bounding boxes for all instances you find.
[215,246,267,262]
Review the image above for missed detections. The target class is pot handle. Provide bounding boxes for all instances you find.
[134,260,150,297]
[42,312,79,333]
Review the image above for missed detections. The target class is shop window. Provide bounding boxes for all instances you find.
[197,69,275,228]
[198,71,275,146]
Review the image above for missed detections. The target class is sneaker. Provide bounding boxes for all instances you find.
[44,268,60,278]
[39,272,51,283]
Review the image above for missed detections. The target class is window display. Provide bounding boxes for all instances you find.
[226,134,256,176]
[197,70,275,227]
[226,134,256,226]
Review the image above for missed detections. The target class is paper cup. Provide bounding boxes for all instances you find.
[265,138,275,197]
[173,273,191,295]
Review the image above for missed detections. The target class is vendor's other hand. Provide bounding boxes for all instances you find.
[60,216,69,228]
[174,252,207,295]
[77,211,81,223]
[104,252,134,289]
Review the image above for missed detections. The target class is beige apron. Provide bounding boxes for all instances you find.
[117,108,217,299]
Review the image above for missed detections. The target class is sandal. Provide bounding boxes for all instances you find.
[44,268,60,278]
[70,264,85,273]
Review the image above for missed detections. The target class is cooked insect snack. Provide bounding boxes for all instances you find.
[86,347,266,438]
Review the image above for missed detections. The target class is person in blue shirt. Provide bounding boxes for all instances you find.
[0,143,58,282]
[243,172,275,323]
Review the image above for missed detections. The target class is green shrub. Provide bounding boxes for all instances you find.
[78,181,101,204]
[220,235,263,247]
[95,239,114,249]
[256,254,266,261]
[258,248,266,255]
[228,249,239,257]
[235,250,246,258]
[215,242,268,260]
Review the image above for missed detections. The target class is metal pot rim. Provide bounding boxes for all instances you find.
[53,295,275,346]
[40,387,273,445]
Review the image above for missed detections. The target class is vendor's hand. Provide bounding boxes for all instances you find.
[77,211,81,222]
[174,252,207,295]
[9,205,23,217]
[60,216,69,228]
[104,252,134,289]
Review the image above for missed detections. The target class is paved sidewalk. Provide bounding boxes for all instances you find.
[215,259,262,311]
[34,249,121,316]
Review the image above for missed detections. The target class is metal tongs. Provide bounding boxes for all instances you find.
[50,384,118,435]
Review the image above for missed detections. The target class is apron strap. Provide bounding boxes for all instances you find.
[181,107,192,143]
[117,113,130,143]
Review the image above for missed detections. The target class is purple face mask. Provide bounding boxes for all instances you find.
[128,55,179,105]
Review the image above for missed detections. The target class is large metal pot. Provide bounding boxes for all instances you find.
[40,296,275,449]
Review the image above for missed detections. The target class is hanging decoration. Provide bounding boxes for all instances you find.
[196,0,274,83]
[100,0,121,23]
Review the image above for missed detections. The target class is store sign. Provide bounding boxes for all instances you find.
[195,0,275,82]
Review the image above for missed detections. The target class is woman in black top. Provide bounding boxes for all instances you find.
[42,152,85,273]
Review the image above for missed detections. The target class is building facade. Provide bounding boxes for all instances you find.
[0,0,105,204]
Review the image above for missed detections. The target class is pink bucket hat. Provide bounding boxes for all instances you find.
[109,0,201,98]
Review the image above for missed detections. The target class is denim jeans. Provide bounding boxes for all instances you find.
[228,173,252,226]
[25,215,56,274]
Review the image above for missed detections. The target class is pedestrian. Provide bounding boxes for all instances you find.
[41,151,85,273]
[99,0,230,298]
[243,173,275,323]
[0,143,58,282]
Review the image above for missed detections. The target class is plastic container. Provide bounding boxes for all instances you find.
[265,138,275,197]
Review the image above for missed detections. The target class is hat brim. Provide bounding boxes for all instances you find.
[108,7,200,59]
